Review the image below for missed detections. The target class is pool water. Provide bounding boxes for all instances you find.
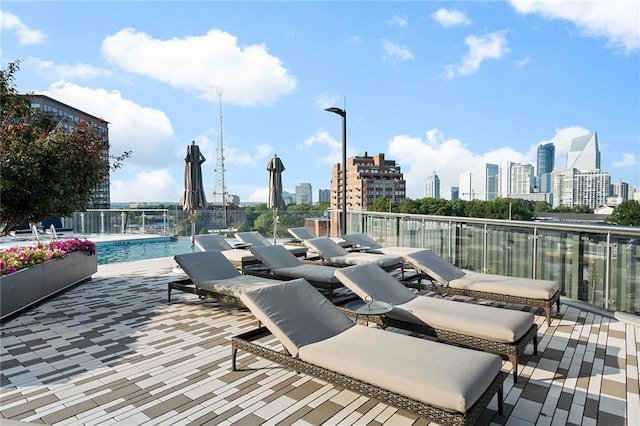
[96,238,194,265]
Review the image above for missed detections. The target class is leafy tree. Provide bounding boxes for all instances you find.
[369,196,391,212]
[0,61,130,235]
[534,201,552,214]
[398,198,419,214]
[571,205,594,214]
[605,200,640,226]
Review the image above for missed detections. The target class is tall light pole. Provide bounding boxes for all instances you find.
[325,106,347,236]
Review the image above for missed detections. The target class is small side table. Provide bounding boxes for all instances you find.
[344,300,392,326]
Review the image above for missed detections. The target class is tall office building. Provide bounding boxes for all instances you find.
[611,182,629,202]
[536,143,555,193]
[567,133,600,171]
[295,183,313,205]
[29,94,111,208]
[459,163,499,201]
[424,172,441,198]
[330,152,405,211]
[510,163,535,195]
[318,189,330,204]
[552,168,611,209]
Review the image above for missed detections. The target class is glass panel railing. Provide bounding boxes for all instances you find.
[347,209,640,317]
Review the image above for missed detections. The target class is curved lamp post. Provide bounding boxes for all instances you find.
[325,107,347,236]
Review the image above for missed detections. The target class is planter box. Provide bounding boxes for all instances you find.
[1,252,97,321]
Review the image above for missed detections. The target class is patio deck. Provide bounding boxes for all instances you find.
[1,256,638,425]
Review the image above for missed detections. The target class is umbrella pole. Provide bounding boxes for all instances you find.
[273,208,278,245]
[190,210,196,252]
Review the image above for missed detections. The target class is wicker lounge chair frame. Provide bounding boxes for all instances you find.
[246,245,349,302]
[193,234,261,271]
[335,264,538,381]
[168,277,244,307]
[232,326,507,426]
[303,237,404,274]
[168,251,281,308]
[403,250,561,326]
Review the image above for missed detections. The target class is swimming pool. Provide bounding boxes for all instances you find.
[96,237,195,265]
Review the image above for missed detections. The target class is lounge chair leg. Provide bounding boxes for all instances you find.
[533,334,538,355]
[231,346,238,371]
[167,285,172,302]
[509,354,518,383]
[497,385,504,415]
[545,306,552,326]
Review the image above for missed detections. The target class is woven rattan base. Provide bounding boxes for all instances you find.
[167,278,244,307]
[231,327,506,426]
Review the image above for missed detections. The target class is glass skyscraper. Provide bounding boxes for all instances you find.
[566,133,600,170]
[536,143,555,193]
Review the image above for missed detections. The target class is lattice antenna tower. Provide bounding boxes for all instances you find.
[212,89,227,229]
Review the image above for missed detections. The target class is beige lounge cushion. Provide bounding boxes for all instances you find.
[251,245,302,269]
[198,276,283,298]
[336,264,534,343]
[330,252,402,268]
[376,246,423,257]
[404,250,466,283]
[343,233,384,249]
[174,251,241,283]
[236,231,308,257]
[273,264,341,284]
[300,325,502,413]
[194,234,235,251]
[304,237,402,267]
[239,279,355,357]
[219,249,257,265]
[451,272,560,300]
[393,297,534,343]
[335,264,416,305]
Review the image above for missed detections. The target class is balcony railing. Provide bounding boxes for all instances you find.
[342,210,640,317]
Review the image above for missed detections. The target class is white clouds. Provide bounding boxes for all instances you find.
[387,14,408,28]
[26,58,111,80]
[44,81,176,170]
[101,28,297,106]
[611,153,637,168]
[381,39,414,61]
[111,170,181,203]
[443,31,510,78]
[432,8,471,27]
[302,130,342,166]
[510,0,639,53]
[314,93,341,110]
[514,55,531,68]
[0,11,44,45]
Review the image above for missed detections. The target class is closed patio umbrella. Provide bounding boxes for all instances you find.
[182,141,207,251]
[267,154,285,244]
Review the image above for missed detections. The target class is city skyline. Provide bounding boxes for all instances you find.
[2,1,639,203]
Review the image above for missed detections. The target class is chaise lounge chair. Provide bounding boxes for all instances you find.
[404,249,561,325]
[335,263,538,381]
[169,251,284,306]
[234,231,308,258]
[287,226,352,248]
[248,244,348,302]
[342,232,423,257]
[194,234,261,271]
[302,237,404,273]
[232,279,507,426]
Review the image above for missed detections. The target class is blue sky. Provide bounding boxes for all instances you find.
[2,1,639,204]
